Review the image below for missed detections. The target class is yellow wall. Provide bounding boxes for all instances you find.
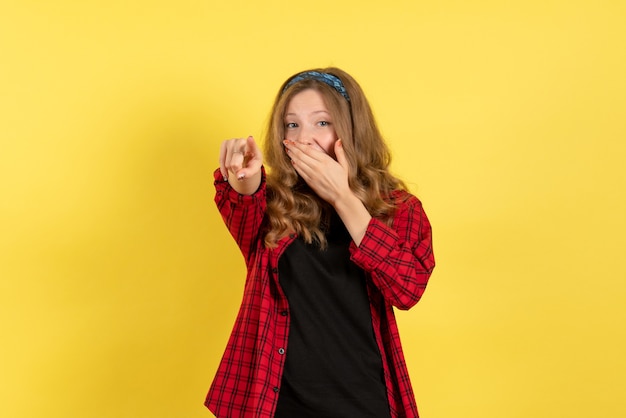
[1,1,625,417]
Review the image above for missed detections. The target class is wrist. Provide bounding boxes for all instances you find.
[333,191,358,211]
[333,192,372,247]
[228,170,262,195]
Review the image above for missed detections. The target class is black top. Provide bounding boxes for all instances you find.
[274,213,391,418]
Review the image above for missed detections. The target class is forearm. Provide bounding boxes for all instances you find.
[349,198,435,309]
[333,192,372,246]
[214,167,267,260]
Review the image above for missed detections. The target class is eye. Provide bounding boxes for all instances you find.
[318,120,330,127]
[285,122,298,129]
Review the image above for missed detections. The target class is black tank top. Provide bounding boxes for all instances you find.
[274,212,391,418]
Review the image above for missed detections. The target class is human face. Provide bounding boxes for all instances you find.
[284,88,338,158]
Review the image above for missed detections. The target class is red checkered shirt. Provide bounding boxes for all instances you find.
[205,168,435,418]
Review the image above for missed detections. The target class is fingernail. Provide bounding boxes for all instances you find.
[237,173,245,180]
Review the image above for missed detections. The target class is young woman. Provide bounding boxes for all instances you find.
[206,68,435,418]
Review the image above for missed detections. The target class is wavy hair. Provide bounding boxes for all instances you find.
[263,67,406,248]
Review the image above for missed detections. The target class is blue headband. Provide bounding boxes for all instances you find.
[283,71,350,101]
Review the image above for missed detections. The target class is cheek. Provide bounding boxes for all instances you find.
[322,136,339,157]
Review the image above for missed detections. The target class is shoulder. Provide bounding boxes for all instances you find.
[385,189,423,210]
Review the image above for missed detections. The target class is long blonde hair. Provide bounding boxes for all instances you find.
[263,67,406,248]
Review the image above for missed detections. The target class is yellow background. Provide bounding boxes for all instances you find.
[1,0,625,417]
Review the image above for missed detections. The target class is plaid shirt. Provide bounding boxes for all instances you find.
[205,168,435,418]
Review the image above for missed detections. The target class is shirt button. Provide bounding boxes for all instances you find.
[289,233,296,238]
[280,310,288,316]
[278,348,285,355]
[273,387,279,393]
[271,268,278,274]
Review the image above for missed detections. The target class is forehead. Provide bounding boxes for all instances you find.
[286,88,328,111]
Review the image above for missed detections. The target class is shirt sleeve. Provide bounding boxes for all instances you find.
[213,167,266,263]
[349,193,435,310]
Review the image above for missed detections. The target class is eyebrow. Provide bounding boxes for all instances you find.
[285,110,330,117]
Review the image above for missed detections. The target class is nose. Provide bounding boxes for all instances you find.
[295,126,313,145]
